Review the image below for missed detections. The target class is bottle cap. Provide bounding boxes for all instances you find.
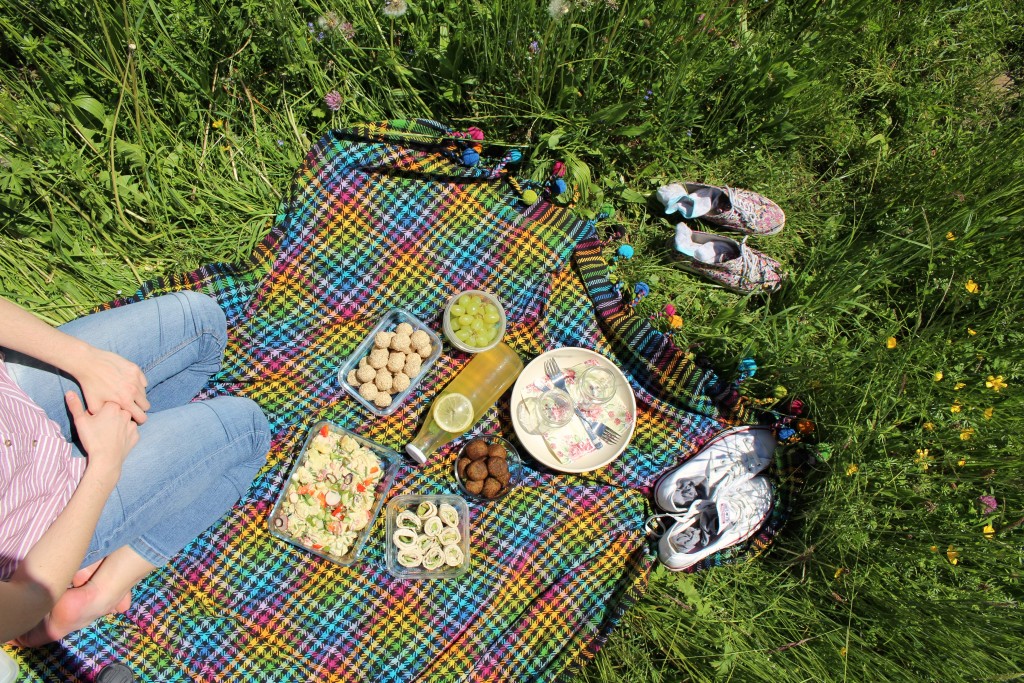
[405,443,427,465]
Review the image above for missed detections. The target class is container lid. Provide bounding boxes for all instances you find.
[405,443,428,465]
[0,648,19,683]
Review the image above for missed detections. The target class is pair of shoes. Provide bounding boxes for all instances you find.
[656,182,785,294]
[649,426,776,571]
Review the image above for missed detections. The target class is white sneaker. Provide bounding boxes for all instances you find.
[657,476,773,571]
[654,426,775,513]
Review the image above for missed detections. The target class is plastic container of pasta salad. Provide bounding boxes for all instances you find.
[268,421,399,567]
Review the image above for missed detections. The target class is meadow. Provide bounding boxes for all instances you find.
[1,0,1022,680]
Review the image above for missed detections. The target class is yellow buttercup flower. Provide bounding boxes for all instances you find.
[960,427,974,441]
[923,422,935,431]
[983,524,995,540]
[965,279,980,294]
[957,458,966,467]
[933,371,943,382]
[968,328,977,336]
[886,336,897,349]
[840,647,848,658]
[846,463,859,476]
[985,375,1007,392]
[954,382,966,390]
[949,403,961,414]
[984,407,994,420]
[946,231,955,241]
[212,119,224,128]
[946,545,959,565]
[834,567,845,579]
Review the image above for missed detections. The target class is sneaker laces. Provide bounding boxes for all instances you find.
[645,499,711,539]
[737,236,765,289]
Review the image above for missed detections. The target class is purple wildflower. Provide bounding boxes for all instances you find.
[340,22,355,40]
[324,90,343,112]
[529,40,540,54]
[978,495,998,514]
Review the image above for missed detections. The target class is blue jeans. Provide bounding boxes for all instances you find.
[3,291,270,568]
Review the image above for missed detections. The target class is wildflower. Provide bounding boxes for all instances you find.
[839,647,847,658]
[669,315,683,329]
[382,0,408,18]
[915,448,930,469]
[529,40,540,54]
[547,0,571,19]
[324,90,343,112]
[967,328,977,336]
[834,567,848,580]
[954,382,966,390]
[959,427,974,441]
[983,407,994,420]
[644,88,653,101]
[957,458,965,466]
[212,119,224,129]
[220,145,230,152]
[886,336,897,349]
[923,422,935,431]
[978,495,998,514]
[664,303,677,317]
[983,524,995,539]
[946,545,959,565]
[318,10,340,30]
[846,463,859,476]
[340,22,356,40]
[965,279,980,294]
[930,545,938,552]
[985,375,1007,392]
[933,371,943,381]
[949,403,961,413]
[946,231,955,240]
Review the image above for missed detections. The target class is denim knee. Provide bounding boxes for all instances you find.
[207,396,271,469]
[171,290,227,366]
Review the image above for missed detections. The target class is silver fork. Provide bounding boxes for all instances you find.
[543,358,621,446]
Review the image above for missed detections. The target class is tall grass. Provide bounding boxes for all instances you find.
[1,0,1022,680]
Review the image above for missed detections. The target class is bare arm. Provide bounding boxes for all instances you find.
[0,296,149,422]
[0,393,138,643]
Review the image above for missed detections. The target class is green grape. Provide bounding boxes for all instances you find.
[458,314,474,327]
[458,294,473,307]
[466,298,481,314]
[468,334,482,347]
[470,318,485,332]
[450,318,461,331]
[481,328,498,344]
[483,304,498,316]
[455,328,473,342]
[451,304,465,317]
[483,310,500,324]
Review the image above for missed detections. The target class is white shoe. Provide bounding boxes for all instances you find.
[657,476,773,571]
[654,426,775,513]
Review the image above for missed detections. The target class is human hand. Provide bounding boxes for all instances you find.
[73,347,150,424]
[65,392,139,477]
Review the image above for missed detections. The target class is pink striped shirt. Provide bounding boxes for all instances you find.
[0,356,85,580]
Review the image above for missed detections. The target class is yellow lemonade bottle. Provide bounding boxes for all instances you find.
[405,342,524,464]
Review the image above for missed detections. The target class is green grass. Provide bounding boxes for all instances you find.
[2,0,1023,680]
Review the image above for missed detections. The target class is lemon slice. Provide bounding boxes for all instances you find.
[433,393,474,433]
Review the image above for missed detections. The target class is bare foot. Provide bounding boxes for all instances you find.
[12,582,132,648]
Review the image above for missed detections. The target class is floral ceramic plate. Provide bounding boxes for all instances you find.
[510,347,636,473]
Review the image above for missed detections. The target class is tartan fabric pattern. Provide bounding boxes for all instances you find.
[6,119,780,682]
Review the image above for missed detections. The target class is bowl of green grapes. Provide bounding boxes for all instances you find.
[442,290,507,353]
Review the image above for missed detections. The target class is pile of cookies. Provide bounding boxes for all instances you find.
[346,322,434,409]
[456,437,514,500]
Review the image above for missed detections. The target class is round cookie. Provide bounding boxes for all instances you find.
[374,331,395,349]
[387,351,407,373]
[359,382,379,400]
[356,364,376,383]
[391,334,412,353]
[368,348,389,369]
[410,330,430,348]
[374,391,392,408]
[395,322,414,336]
[392,372,411,393]
[374,369,394,392]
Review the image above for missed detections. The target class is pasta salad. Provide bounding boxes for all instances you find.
[273,425,384,560]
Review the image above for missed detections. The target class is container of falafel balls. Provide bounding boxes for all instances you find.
[338,309,443,417]
[454,436,522,502]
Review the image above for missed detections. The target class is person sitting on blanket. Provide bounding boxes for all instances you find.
[0,291,271,646]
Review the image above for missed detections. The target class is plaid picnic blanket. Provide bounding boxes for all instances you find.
[6,120,785,682]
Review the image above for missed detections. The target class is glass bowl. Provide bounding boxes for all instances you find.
[453,436,522,502]
[442,290,507,354]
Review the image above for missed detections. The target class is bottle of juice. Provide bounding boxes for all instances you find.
[406,342,524,464]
